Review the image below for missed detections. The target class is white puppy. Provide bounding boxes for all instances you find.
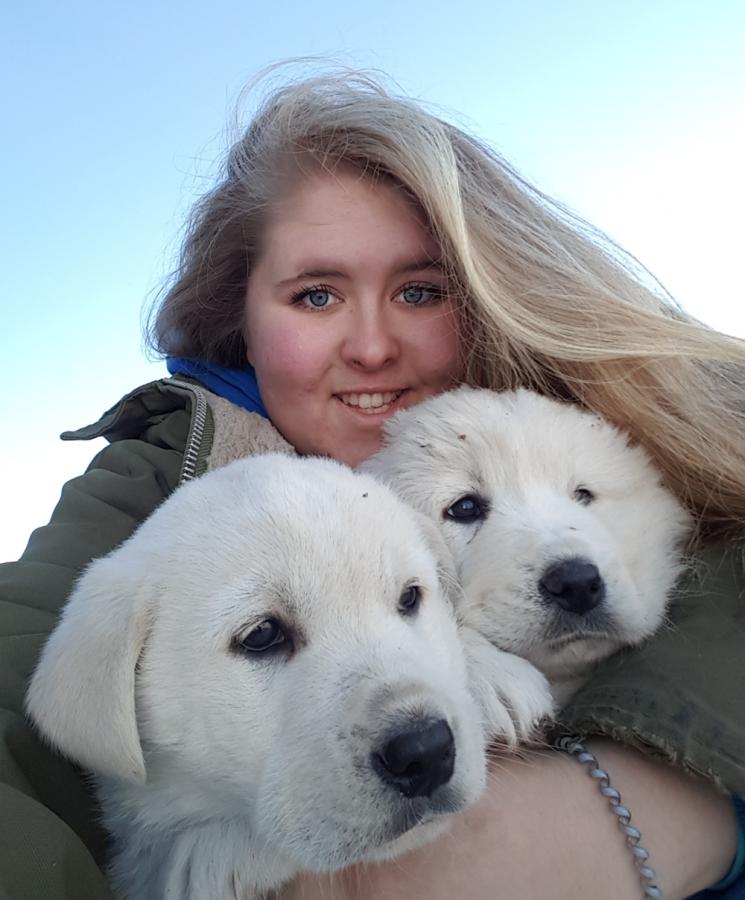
[363,387,692,703]
[27,453,552,900]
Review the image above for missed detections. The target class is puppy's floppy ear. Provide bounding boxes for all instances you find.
[26,544,154,784]
[410,510,461,610]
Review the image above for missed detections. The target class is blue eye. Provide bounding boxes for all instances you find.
[301,289,334,308]
[399,285,442,306]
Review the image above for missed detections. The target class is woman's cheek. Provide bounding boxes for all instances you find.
[252,320,334,390]
[417,309,464,386]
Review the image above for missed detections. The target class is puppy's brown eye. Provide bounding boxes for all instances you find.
[446,494,487,523]
[574,487,595,506]
[399,586,421,616]
[238,619,288,653]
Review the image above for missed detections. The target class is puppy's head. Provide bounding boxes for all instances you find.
[364,387,692,686]
[26,454,487,868]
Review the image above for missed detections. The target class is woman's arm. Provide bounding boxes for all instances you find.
[285,741,737,900]
[286,549,745,900]
[563,547,745,798]
[0,383,195,899]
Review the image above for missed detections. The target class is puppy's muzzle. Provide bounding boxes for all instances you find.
[539,558,605,615]
[373,718,455,798]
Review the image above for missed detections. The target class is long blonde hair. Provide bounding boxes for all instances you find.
[147,66,745,540]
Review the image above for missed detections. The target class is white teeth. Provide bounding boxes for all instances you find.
[339,391,401,412]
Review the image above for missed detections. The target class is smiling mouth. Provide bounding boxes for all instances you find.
[338,391,404,414]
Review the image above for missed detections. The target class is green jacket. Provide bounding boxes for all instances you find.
[1,378,744,899]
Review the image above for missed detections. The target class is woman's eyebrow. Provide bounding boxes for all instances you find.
[281,268,346,284]
[396,256,445,275]
[277,257,444,287]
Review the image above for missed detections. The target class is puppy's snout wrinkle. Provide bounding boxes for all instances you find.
[539,558,605,615]
[374,719,455,798]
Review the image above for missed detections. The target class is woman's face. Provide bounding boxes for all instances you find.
[243,169,463,466]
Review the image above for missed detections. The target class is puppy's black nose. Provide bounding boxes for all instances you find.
[374,719,455,798]
[539,558,605,615]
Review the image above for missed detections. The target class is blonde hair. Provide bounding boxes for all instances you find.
[148,66,745,540]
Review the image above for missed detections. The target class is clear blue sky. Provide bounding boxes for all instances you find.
[2,0,744,560]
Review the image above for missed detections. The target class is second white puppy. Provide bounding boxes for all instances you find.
[364,387,692,703]
[27,453,552,900]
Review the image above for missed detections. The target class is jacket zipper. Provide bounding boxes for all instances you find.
[168,379,209,483]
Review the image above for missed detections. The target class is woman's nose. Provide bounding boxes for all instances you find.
[341,303,399,370]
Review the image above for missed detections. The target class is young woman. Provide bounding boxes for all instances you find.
[2,69,744,899]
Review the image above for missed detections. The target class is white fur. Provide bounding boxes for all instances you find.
[26,453,552,900]
[363,387,692,703]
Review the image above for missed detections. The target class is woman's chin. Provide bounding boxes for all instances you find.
[333,436,386,468]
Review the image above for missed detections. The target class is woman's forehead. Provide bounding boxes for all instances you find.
[256,168,442,277]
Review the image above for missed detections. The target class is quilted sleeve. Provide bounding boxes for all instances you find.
[0,414,188,899]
